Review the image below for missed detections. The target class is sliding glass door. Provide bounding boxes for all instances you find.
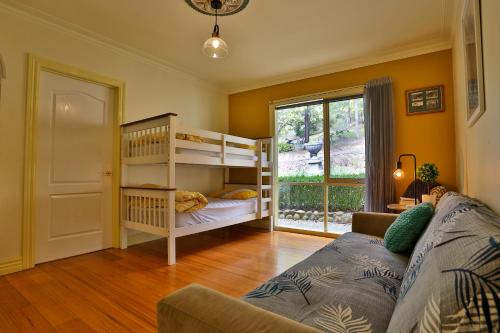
[325,96,365,233]
[275,94,366,235]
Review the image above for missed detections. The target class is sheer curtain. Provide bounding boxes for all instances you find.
[364,77,395,212]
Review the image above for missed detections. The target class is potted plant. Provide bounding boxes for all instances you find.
[417,163,439,205]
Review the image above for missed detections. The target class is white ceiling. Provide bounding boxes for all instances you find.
[3,0,456,92]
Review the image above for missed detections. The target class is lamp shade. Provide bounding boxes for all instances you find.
[203,36,228,59]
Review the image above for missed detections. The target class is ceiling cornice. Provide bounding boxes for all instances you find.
[448,0,464,41]
[228,38,452,94]
[1,0,456,96]
[229,0,454,94]
[0,0,228,93]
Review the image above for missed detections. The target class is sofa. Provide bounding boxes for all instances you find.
[158,192,499,332]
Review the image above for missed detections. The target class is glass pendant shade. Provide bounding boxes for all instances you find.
[203,36,228,59]
[189,0,236,59]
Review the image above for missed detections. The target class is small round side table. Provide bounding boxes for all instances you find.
[387,204,408,213]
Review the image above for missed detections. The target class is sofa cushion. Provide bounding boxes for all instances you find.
[387,192,500,332]
[243,232,409,333]
[384,202,434,253]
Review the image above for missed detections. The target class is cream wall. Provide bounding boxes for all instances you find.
[452,0,500,214]
[0,5,228,266]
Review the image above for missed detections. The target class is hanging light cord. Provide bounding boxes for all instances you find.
[212,7,219,37]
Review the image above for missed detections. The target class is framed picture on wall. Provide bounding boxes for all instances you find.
[405,85,444,115]
[463,0,485,127]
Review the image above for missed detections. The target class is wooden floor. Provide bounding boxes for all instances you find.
[0,229,331,332]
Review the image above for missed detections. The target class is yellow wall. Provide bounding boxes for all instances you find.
[0,4,228,272]
[229,50,456,200]
[452,0,500,214]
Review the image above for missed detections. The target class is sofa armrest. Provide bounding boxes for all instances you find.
[158,284,321,333]
[352,212,398,238]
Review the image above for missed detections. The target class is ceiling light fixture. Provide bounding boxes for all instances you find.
[185,0,250,59]
[203,0,227,59]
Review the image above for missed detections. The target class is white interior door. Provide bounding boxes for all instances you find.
[35,71,114,264]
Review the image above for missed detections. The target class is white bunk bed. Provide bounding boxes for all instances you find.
[120,113,273,265]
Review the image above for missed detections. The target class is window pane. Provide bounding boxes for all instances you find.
[329,97,365,179]
[277,184,325,232]
[277,103,324,182]
[327,185,365,234]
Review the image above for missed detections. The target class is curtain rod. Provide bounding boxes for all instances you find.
[269,84,365,106]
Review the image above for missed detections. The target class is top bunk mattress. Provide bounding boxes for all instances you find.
[175,197,257,228]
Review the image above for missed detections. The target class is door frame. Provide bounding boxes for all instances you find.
[23,54,125,269]
[268,85,365,238]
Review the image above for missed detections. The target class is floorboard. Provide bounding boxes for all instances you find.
[1,229,331,332]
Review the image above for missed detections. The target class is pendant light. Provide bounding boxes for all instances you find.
[186,0,249,59]
[202,0,228,59]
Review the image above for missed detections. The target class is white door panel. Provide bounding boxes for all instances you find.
[49,193,102,238]
[51,92,107,184]
[36,71,113,264]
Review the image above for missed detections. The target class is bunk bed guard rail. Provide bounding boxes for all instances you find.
[120,113,271,168]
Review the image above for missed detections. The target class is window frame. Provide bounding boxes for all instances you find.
[270,86,365,236]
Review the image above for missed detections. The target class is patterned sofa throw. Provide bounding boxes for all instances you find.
[243,232,409,333]
[387,192,500,332]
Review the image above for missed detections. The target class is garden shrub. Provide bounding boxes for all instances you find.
[278,142,294,153]
[278,175,365,212]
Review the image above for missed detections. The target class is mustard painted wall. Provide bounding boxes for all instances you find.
[229,50,456,201]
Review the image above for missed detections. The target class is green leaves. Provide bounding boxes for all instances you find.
[278,179,365,212]
[278,142,294,153]
[417,163,439,184]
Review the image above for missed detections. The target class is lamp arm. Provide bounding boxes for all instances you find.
[413,156,417,205]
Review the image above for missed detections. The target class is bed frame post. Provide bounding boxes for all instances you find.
[257,140,263,220]
[167,114,177,265]
[221,134,226,165]
[120,126,129,249]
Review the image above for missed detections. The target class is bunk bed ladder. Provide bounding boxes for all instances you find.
[257,138,274,231]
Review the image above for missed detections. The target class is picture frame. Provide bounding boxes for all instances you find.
[462,0,485,127]
[405,85,444,116]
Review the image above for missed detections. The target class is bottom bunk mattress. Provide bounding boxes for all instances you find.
[175,197,257,228]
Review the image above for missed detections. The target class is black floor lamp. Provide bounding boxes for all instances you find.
[393,154,418,205]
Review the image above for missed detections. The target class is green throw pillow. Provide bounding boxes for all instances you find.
[384,202,434,253]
